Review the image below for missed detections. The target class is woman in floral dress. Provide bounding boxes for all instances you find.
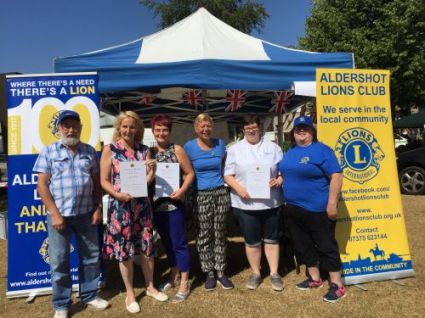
[100,111,167,314]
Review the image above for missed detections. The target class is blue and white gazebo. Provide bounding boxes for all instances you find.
[54,7,354,123]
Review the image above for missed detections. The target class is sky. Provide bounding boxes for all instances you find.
[0,0,312,75]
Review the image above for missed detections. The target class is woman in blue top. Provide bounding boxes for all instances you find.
[184,113,234,291]
[278,116,346,303]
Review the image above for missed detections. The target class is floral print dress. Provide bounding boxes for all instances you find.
[103,140,155,261]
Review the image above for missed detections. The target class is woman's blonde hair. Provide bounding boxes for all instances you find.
[112,111,144,144]
[194,113,213,130]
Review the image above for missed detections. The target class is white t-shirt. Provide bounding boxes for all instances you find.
[224,137,284,210]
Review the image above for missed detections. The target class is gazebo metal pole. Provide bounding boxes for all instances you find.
[277,114,283,147]
[202,89,208,112]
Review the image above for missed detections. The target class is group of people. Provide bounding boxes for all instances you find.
[34,110,346,318]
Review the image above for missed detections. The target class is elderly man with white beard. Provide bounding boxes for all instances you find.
[33,110,109,318]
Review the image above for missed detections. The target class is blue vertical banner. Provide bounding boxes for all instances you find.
[6,73,100,298]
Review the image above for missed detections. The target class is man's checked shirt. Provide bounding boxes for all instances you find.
[33,141,99,217]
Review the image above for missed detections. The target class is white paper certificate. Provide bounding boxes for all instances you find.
[246,164,270,199]
[155,163,180,197]
[120,161,148,198]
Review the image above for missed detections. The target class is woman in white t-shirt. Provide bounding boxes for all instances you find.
[224,114,284,292]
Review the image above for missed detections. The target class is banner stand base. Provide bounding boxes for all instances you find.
[354,284,368,291]
[26,293,37,303]
[353,278,408,291]
[392,279,406,286]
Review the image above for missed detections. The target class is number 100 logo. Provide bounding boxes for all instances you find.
[8,96,100,155]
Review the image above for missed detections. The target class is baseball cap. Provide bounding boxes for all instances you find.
[56,110,80,127]
[293,116,313,128]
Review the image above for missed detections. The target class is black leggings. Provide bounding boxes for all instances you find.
[285,204,342,272]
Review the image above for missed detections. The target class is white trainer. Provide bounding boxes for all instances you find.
[86,297,109,310]
[53,310,68,318]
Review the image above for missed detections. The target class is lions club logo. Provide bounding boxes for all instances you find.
[299,156,310,164]
[335,127,385,184]
[48,111,62,138]
[39,238,75,264]
[39,238,51,264]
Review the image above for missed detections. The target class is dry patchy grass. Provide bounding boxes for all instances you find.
[1,195,425,317]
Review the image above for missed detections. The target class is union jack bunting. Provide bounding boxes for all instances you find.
[183,89,202,107]
[225,90,246,112]
[270,90,293,113]
[139,95,155,106]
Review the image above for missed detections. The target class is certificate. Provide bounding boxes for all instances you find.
[120,161,148,197]
[246,164,270,199]
[155,163,180,197]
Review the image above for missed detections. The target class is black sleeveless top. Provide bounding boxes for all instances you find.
[150,144,184,211]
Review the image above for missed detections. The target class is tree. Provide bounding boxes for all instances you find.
[299,0,425,110]
[140,0,269,34]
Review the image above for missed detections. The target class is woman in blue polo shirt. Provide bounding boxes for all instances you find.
[184,113,234,291]
[278,116,346,303]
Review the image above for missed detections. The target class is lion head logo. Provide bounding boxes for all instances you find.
[39,237,75,264]
[39,238,50,264]
[48,111,63,138]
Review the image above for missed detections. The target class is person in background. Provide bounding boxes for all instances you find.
[224,114,284,291]
[278,116,346,303]
[101,111,167,314]
[34,110,109,318]
[150,114,194,303]
[184,113,234,291]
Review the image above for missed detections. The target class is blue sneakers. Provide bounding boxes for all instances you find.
[217,275,234,290]
[323,283,347,303]
[296,278,324,290]
[205,275,217,291]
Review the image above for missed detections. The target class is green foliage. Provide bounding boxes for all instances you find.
[299,0,425,109]
[140,0,269,34]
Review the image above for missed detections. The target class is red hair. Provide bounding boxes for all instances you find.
[151,114,172,131]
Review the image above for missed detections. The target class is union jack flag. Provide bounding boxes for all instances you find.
[270,91,293,113]
[225,90,246,112]
[183,90,202,107]
[139,95,155,106]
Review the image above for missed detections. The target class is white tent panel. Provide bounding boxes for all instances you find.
[137,8,269,63]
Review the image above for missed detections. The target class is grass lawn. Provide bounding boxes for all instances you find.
[1,195,425,317]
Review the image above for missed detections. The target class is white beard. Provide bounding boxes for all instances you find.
[61,135,80,146]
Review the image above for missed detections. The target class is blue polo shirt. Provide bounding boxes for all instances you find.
[184,138,226,190]
[278,142,341,212]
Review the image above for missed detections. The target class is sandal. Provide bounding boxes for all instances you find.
[172,290,190,304]
[172,280,190,304]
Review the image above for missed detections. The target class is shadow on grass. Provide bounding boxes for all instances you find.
[91,204,296,310]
